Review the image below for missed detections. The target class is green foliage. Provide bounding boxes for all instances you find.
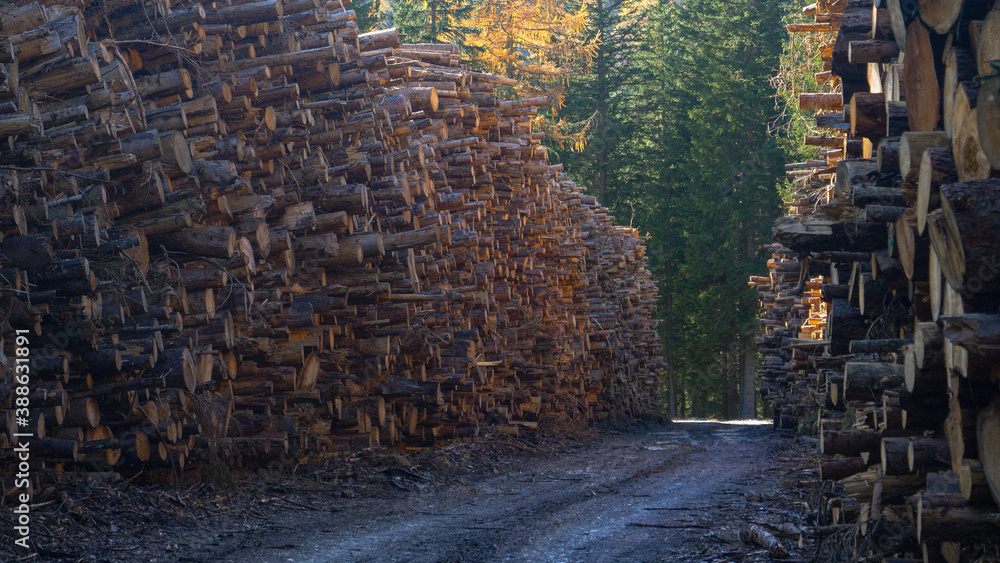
[551,0,650,189]
[387,0,477,44]
[555,0,801,417]
[388,0,426,39]
[353,0,385,33]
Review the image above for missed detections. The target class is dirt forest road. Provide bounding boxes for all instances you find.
[190,420,810,563]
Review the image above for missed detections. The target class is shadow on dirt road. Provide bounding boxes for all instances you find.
[192,420,802,563]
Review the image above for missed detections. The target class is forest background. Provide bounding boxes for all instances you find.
[355,0,821,418]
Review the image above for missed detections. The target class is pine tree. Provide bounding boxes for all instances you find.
[558,0,795,418]
[387,0,477,44]
[388,0,430,41]
[555,0,649,196]
[353,0,384,33]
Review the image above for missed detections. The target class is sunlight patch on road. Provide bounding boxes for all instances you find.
[671,418,772,425]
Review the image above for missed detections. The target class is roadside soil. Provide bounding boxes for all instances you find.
[3,419,823,562]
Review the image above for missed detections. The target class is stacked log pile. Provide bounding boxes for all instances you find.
[0,0,662,489]
[756,0,1000,559]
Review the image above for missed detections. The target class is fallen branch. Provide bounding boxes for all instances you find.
[739,524,788,558]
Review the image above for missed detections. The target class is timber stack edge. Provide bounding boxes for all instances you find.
[756,0,1000,559]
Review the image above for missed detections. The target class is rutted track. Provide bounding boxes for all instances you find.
[194,421,786,563]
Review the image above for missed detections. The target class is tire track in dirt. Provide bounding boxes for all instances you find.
[203,420,781,563]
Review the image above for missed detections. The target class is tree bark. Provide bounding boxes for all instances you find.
[976,76,1000,171]
[916,146,958,235]
[903,20,944,132]
[738,332,756,419]
[928,180,1000,302]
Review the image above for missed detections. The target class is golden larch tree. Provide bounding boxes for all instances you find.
[465,0,596,111]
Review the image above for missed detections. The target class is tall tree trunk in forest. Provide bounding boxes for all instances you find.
[430,0,437,42]
[725,342,739,418]
[593,0,609,200]
[739,333,757,418]
[738,229,757,418]
[665,259,676,417]
[722,350,729,418]
[667,345,676,417]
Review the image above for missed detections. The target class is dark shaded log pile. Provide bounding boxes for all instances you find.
[0,0,662,490]
[765,0,1000,559]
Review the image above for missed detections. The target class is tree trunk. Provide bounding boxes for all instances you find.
[849,92,886,140]
[881,436,912,475]
[829,299,869,355]
[819,457,867,481]
[917,492,1000,542]
[843,362,904,403]
[725,342,738,419]
[903,20,944,132]
[977,397,1000,507]
[739,333,756,419]
[849,339,911,354]
[916,146,958,235]
[899,131,950,183]
[976,76,1000,170]
[848,39,899,64]
[928,180,1000,302]
[940,314,1000,360]
[666,258,676,418]
[822,428,881,456]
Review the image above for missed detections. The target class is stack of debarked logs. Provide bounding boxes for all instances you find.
[754,0,1000,559]
[0,0,663,491]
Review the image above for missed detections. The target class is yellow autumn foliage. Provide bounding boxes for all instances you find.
[464,0,596,108]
